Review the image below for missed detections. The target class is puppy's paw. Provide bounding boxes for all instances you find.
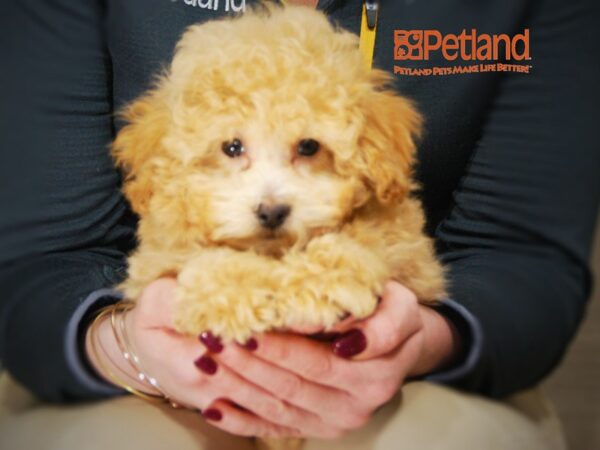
[277,236,389,329]
[280,276,380,330]
[173,250,283,342]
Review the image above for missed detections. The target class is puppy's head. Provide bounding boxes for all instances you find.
[113,6,421,254]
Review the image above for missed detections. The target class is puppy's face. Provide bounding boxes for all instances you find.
[179,123,363,253]
[113,7,421,254]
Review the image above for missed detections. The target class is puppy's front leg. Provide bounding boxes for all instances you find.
[174,247,285,342]
[276,234,389,330]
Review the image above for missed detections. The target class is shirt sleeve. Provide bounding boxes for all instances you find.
[64,289,125,397]
[423,299,484,384]
[0,0,136,402]
[430,0,600,398]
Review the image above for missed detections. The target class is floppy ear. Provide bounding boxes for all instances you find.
[112,92,169,216]
[357,88,422,204]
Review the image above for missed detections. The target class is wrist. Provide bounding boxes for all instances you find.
[408,304,463,377]
[84,312,160,396]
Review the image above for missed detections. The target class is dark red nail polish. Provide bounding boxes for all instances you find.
[332,329,367,358]
[194,355,218,375]
[199,331,223,353]
[203,408,222,421]
[242,338,258,351]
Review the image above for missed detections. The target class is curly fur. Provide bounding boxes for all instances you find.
[113,5,446,343]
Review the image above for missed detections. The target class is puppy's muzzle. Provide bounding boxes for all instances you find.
[256,203,291,230]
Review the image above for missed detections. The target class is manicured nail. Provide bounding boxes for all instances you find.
[242,338,258,351]
[332,329,367,358]
[202,408,222,422]
[199,331,223,353]
[194,355,218,375]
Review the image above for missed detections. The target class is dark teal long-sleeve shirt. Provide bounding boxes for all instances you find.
[1,0,599,402]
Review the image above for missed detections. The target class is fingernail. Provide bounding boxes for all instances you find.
[194,355,218,375]
[202,408,222,422]
[242,338,258,351]
[199,331,223,353]
[332,329,367,358]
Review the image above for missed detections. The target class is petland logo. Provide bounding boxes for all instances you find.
[393,29,532,76]
[177,0,245,12]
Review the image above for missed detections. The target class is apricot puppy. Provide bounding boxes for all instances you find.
[113,6,446,343]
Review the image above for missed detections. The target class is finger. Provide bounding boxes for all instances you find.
[203,399,301,438]
[284,312,358,335]
[331,281,423,361]
[163,337,330,437]
[216,344,359,429]
[213,363,334,436]
[248,332,372,391]
[138,327,310,427]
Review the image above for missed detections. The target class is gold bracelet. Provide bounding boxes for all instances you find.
[96,320,141,386]
[115,305,181,408]
[109,302,150,386]
[89,304,165,403]
[117,305,163,392]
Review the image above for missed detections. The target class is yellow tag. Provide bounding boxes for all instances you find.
[359,2,378,69]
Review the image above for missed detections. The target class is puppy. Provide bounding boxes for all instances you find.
[113,5,445,447]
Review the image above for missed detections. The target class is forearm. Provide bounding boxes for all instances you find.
[0,254,126,402]
[439,252,590,397]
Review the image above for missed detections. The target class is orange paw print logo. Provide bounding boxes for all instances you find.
[394,30,424,60]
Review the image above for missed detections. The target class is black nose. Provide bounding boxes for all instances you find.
[256,203,291,230]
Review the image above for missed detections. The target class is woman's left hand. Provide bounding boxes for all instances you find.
[198,281,461,439]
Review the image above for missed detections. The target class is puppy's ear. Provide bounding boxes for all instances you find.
[112,92,169,216]
[357,87,422,204]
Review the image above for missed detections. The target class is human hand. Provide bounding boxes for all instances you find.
[85,279,460,438]
[201,281,462,438]
[85,278,309,437]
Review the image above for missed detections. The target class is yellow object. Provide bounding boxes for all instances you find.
[359,2,378,69]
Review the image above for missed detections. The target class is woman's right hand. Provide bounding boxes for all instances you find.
[84,278,304,437]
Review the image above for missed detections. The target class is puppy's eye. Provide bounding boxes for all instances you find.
[222,138,245,158]
[297,139,320,157]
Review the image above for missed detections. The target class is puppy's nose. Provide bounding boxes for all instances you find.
[256,203,291,230]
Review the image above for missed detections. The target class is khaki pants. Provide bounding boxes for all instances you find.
[0,373,566,450]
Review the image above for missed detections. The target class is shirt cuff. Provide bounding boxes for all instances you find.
[423,298,484,384]
[64,288,125,397]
